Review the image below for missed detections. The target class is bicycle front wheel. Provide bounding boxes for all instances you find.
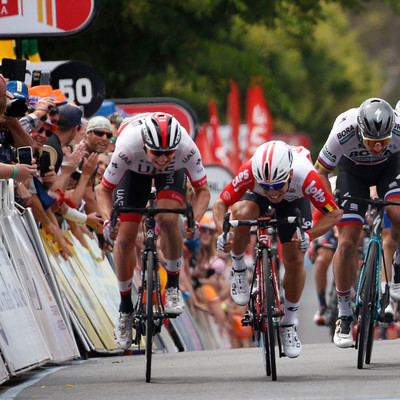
[145,252,155,382]
[262,248,277,381]
[357,241,378,369]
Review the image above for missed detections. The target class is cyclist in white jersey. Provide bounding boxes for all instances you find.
[315,98,400,348]
[96,112,210,350]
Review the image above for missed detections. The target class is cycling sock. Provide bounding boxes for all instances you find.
[336,288,352,317]
[231,251,246,271]
[165,257,183,288]
[166,273,179,288]
[281,300,299,326]
[119,293,133,313]
[317,288,327,308]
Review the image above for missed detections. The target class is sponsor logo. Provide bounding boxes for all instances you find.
[111,162,118,169]
[118,151,132,165]
[182,149,196,163]
[232,169,249,188]
[222,191,231,201]
[196,158,202,165]
[337,125,355,140]
[304,180,326,202]
[322,146,336,163]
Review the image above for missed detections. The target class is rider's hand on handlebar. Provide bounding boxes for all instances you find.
[184,221,200,241]
[291,229,311,252]
[103,218,120,244]
[217,232,234,253]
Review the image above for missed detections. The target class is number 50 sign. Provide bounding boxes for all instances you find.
[50,60,105,117]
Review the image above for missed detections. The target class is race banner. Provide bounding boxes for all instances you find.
[0,237,50,374]
[0,0,100,38]
[2,213,78,362]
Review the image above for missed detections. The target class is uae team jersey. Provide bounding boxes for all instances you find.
[219,145,337,215]
[101,113,208,191]
[316,108,400,173]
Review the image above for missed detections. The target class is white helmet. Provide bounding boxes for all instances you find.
[252,141,293,185]
[395,100,400,114]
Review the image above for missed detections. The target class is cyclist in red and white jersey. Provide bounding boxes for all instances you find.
[212,140,341,358]
[315,98,400,348]
[96,112,210,350]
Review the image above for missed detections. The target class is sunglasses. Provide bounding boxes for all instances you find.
[148,149,175,157]
[92,130,113,139]
[200,228,215,235]
[37,127,53,138]
[362,136,391,148]
[259,181,287,191]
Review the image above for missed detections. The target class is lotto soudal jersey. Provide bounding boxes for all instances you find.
[219,146,337,214]
[101,114,207,191]
[316,107,400,172]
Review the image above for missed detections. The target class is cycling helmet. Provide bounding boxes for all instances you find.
[252,141,293,184]
[395,100,400,114]
[357,98,394,140]
[142,112,181,150]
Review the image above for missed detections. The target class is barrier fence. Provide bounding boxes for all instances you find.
[0,180,228,385]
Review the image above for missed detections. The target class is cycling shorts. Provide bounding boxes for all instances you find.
[113,169,187,223]
[336,154,400,226]
[241,191,312,243]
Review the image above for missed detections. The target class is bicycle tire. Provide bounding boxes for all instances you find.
[145,252,155,382]
[262,248,277,381]
[326,279,338,342]
[357,241,378,369]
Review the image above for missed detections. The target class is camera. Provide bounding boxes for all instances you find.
[5,98,28,117]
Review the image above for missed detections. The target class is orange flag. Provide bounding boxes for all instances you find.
[226,79,242,173]
[246,79,273,159]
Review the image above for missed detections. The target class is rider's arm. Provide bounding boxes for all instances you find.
[308,207,342,241]
[95,183,114,222]
[212,197,229,234]
[314,163,332,195]
[191,183,211,222]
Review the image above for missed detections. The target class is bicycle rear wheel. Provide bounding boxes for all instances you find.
[262,249,277,381]
[357,241,378,369]
[145,252,155,382]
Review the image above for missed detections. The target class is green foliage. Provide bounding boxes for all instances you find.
[38,0,396,158]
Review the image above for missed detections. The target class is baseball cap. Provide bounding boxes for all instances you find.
[6,80,28,99]
[57,104,83,128]
[86,116,112,133]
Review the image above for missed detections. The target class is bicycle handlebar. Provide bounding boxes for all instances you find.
[222,208,304,236]
[334,190,400,209]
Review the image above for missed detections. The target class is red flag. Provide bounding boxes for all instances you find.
[195,123,214,165]
[208,98,227,166]
[246,79,273,159]
[226,79,242,173]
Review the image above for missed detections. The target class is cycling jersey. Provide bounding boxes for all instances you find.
[219,145,337,215]
[316,107,400,171]
[101,113,207,191]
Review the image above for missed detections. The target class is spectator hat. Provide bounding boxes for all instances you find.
[6,80,29,99]
[86,116,112,133]
[57,104,83,128]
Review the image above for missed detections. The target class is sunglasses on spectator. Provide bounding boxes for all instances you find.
[259,181,287,191]
[92,130,113,139]
[200,228,215,235]
[37,127,53,138]
[148,149,175,157]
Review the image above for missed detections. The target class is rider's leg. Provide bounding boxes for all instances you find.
[313,247,334,325]
[228,200,259,305]
[386,202,400,301]
[114,220,140,313]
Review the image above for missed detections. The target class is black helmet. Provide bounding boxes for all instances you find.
[357,98,394,140]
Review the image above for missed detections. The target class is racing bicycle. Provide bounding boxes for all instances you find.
[110,190,194,382]
[222,209,303,381]
[336,192,400,369]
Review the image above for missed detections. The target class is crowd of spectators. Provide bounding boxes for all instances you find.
[0,71,255,349]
